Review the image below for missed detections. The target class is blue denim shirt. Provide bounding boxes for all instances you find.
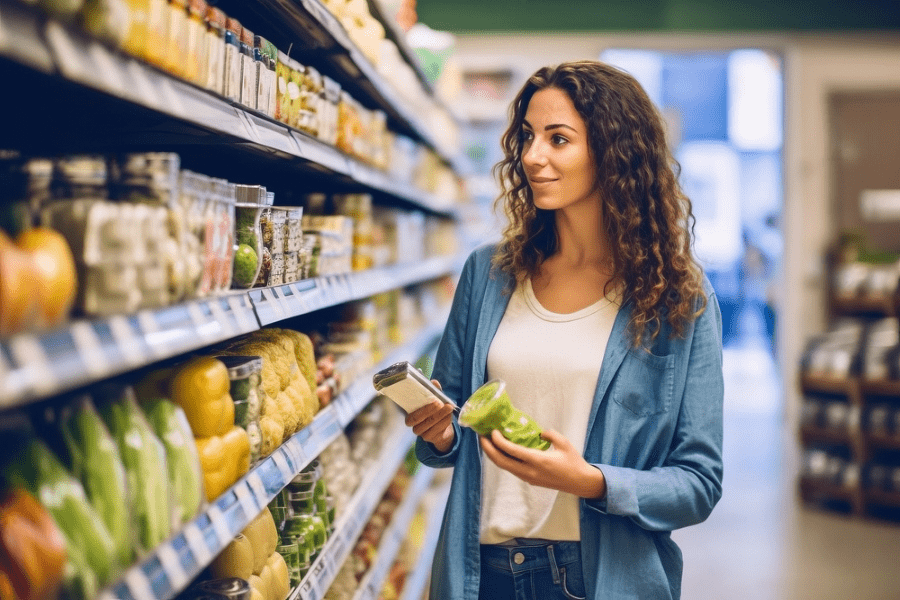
[416,244,724,600]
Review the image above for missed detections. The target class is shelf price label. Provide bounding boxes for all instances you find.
[156,543,189,592]
[235,482,260,523]
[123,567,156,600]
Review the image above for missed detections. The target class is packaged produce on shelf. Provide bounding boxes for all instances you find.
[320,76,341,146]
[333,193,374,271]
[141,395,206,526]
[322,0,384,66]
[223,16,243,102]
[317,433,358,520]
[95,383,174,554]
[81,0,132,48]
[301,215,353,276]
[4,431,116,600]
[205,6,227,95]
[164,0,188,78]
[233,184,266,289]
[208,534,253,580]
[800,319,866,379]
[0,487,67,600]
[178,171,235,298]
[236,508,289,600]
[56,395,132,571]
[254,37,278,119]
[169,356,251,500]
[215,329,320,456]
[184,0,208,85]
[216,356,265,463]
[239,25,257,110]
[192,577,254,600]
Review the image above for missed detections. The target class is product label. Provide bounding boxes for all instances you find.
[256,63,268,116]
[241,54,257,109]
[206,33,224,94]
[224,43,240,101]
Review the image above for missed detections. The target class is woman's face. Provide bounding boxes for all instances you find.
[521,87,599,212]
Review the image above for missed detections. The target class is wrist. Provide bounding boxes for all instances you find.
[578,463,607,499]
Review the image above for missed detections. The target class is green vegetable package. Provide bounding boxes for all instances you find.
[458,379,551,450]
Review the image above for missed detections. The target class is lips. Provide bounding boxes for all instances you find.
[529,177,557,184]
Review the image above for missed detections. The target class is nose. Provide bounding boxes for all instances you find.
[522,136,548,168]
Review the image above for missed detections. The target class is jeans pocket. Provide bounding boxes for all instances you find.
[559,566,586,600]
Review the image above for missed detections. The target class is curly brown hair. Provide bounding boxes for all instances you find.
[492,60,707,347]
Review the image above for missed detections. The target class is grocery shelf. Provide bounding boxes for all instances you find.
[0,294,259,410]
[859,378,900,398]
[293,426,418,600]
[832,293,897,317]
[800,424,855,447]
[399,479,450,600]
[0,253,460,410]
[0,1,459,217]
[97,316,443,600]
[868,432,900,451]
[866,488,900,509]
[351,465,436,600]
[250,254,463,326]
[799,373,858,397]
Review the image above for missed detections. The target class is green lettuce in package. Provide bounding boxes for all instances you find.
[142,396,205,526]
[458,379,550,450]
[4,435,116,600]
[97,383,173,554]
[58,394,133,571]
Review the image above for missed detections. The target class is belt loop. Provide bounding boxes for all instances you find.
[547,544,562,585]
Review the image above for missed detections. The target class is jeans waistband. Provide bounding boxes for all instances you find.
[480,541,581,574]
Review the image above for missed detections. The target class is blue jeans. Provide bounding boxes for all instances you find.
[479,542,586,600]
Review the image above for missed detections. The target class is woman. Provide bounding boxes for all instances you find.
[406,60,724,600]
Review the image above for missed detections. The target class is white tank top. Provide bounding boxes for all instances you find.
[480,278,619,544]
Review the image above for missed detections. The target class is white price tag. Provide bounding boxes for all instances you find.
[183,522,212,565]
[247,472,267,505]
[208,299,235,338]
[288,283,310,313]
[236,109,263,144]
[234,483,260,523]
[156,543,188,591]
[109,315,144,367]
[158,77,187,119]
[123,567,155,600]
[272,450,292,483]
[125,60,161,108]
[298,577,320,600]
[187,302,217,340]
[45,22,90,81]
[260,287,287,321]
[87,42,125,92]
[70,322,107,378]
[8,336,56,396]
[226,294,256,332]
[274,287,294,318]
[207,504,234,547]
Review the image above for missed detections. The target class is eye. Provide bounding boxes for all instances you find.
[551,134,569,145]
[521,129,534,142]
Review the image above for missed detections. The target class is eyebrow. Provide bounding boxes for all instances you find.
[523,119,578,134]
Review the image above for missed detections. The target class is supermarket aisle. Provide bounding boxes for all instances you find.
[673,321,900,600]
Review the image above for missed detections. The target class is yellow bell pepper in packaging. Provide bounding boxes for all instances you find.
[170,357,234,438]
[195,426,250,501]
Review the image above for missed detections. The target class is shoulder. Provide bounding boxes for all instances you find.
[461,243,502,280]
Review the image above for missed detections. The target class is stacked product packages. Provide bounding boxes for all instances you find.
[34,153,235,317]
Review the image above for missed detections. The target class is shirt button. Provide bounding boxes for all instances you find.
[513,552,525,565]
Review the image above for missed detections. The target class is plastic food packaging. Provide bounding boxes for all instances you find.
[223,17,242,102]
[4,435,115,600]
[96,383,174,554]
[232,185,266,289]
[164,0,188,78]
[301,215,352,276]
[239,26,257,110]
[57,395,132,572]
[142,397,206,526]
[217,355,264,463]
[458,379,550,450]
[204,6,226,95]
[185,0,208,84]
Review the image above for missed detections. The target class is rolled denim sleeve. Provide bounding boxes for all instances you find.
[414,250,477,468]
[584,291,725,531]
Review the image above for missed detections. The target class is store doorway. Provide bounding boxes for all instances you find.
[601,48,784,413]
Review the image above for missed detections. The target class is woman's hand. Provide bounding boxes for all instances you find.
[404,379,456,454]
[480,429,607,499]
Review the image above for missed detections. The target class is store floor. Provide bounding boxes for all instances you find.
[673,329,900,599]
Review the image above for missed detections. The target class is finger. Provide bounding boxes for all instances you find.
[539,429,570,450]
[431,379,443,390]
[411,404,453,437]
[420,416,453,442]
[405,400,444,427]
[490,429,531,461]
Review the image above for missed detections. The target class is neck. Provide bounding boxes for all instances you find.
[552,199,611,269]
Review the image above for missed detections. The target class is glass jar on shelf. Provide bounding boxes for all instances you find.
[215,355,263,463]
